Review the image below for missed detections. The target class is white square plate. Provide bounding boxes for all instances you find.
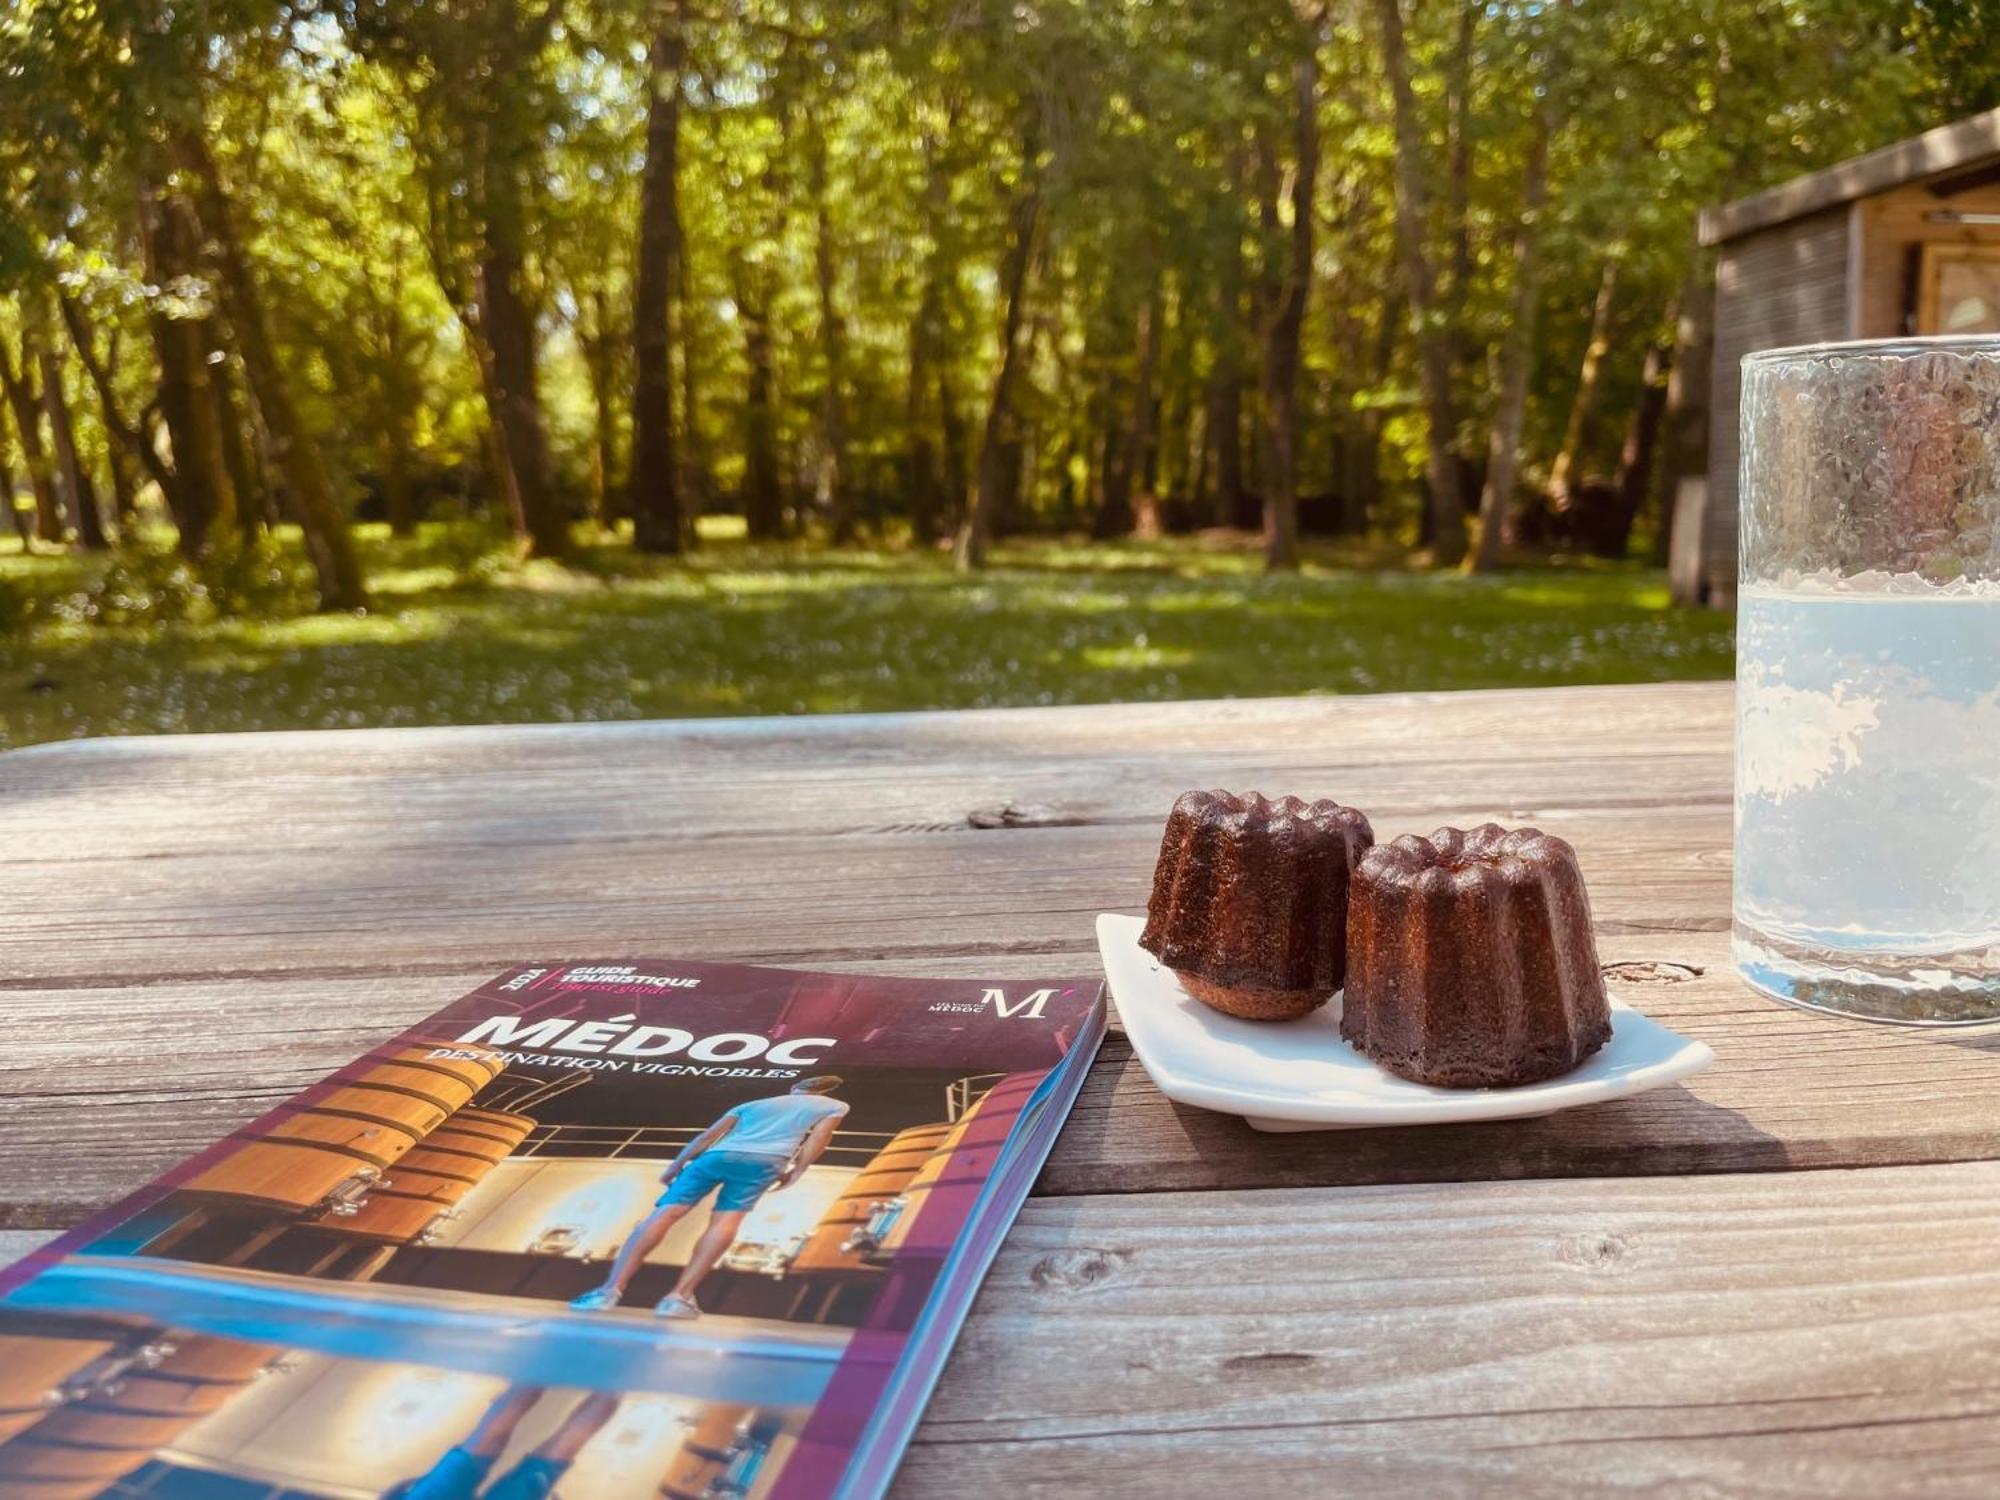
[1098,912,1714,1131]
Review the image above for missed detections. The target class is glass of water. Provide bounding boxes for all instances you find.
[1736,336,2000,1024]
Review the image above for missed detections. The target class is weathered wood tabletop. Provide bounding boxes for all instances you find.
[7,679,2000,1498]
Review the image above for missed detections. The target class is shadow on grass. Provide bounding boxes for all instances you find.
[0,528,1735,750]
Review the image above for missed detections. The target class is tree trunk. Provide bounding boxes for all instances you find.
[1200,148,1249,530]
[906,321,941,545]
[1,443,31,551]
[579,289,618,528]
[104,434,138,525]
[1602,334,1671,559]
[177,131,366,606]
[1258,52,1317,572]
[1376,0,1468,564]
[907,133,948,546]
[955,161,1041,571]
[1130,282,1163,539]
[938,362,968,537]
[674,140,709,527]
[1092,388,1132,539]
[1442,0,1479,505]
[807,124,853,544]
[1652,247,1713,565]
[475,243,567,559]
[0,340,64,544]
[1089,306,1134,540]
[1549,257,1621,513]
[735,265,784,541]
[1468,102,1552,573]
[378,408,415,539]
[208,343,266,542]
[1206,366,1244,528]
[38,341,108,549]
[61,297,171,522]
[629,6,685,555]
[134,182,233,549]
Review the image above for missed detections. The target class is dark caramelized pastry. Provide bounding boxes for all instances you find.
[1342,824,1611,1087]
[1141,790,1374,1021]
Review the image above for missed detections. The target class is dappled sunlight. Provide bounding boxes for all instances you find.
[0,529,1733,749]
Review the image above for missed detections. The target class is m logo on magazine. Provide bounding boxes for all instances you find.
[983,986,1057,1020]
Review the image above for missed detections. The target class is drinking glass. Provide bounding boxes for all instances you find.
[1736,336,2000,1024]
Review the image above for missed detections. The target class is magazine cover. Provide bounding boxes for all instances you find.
[0,959,1104,1499]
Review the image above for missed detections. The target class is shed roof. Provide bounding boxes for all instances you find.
[1698,105,2000,247]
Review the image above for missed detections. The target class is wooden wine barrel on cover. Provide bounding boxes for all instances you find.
[326,1106,533,1242]
[880,1075,1039,1259]
[0,1336,118,1447]
[182,1044,503,1211]
[0,1335,275,1496]
[657,1404,752,1499]
[790,1123,951,1273]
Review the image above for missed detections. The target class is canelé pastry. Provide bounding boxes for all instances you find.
[1140,790,1375,1021]
[1341,824,1611,1087]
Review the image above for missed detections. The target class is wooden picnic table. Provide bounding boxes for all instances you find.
[6,678,1999,1498]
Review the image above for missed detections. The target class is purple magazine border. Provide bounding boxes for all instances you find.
[0,960,1103,1498]
[762,1030,1098,1500]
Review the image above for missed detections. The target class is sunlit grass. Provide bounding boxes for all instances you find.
[0,521,1734,749]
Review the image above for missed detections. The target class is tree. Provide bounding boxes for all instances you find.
[344,0,573,559]
[0,332,64,544]
[1469,100,1551,573]
[1375,0,1469,564]
[1255,21,1320,572]
[38,330,110,549]
[629,0,687,554]
[178,129,368,607]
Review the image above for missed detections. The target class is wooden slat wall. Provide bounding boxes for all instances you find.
[1854,179,2000,336]
[1702,205,1852,606]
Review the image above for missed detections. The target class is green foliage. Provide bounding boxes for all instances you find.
[45,536,316,628]
[1904,0,2000,115]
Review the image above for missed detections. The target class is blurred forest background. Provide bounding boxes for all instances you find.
[0,0,1990,745]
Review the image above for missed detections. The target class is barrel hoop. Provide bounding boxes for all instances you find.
[335,1079,473,1109]
[455,1107,533,1125]
[370,1054,499,1087]
[363,1187,457,1204]
[392,1152,498,1176]
[220,1135,387,1171]
[258,1132,401,1171]
[424,1128,524,1152]
[304,1103,440,1134]
[427,1121,529,1148]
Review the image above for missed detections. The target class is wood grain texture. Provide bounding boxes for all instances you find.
[898,1160,2000,1499]
[10,925,2000,1229]
[8,680,2000,1229]
[10,683,1730,987]
[7,683,1999,1496]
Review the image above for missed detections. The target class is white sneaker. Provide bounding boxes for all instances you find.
[654,1293,701,1320]
[569,1287,620,1311]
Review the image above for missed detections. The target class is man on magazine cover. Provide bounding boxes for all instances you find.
[571,1075,849,1319]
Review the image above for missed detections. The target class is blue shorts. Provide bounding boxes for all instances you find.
[658,1150,785,1212]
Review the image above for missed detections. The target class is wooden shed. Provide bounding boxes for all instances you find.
[1689,106,2000,606]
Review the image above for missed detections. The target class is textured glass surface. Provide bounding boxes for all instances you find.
[1736,337,2000,1024]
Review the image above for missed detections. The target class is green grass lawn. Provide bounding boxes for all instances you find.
[0,521,1734,750]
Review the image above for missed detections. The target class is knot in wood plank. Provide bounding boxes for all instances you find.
[1555,1229,1638,1271]
[966,802,1087,830]
[1220,1352,1319,1377]
[1600,960,1704,984]
[1027,1246,1131,1292]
